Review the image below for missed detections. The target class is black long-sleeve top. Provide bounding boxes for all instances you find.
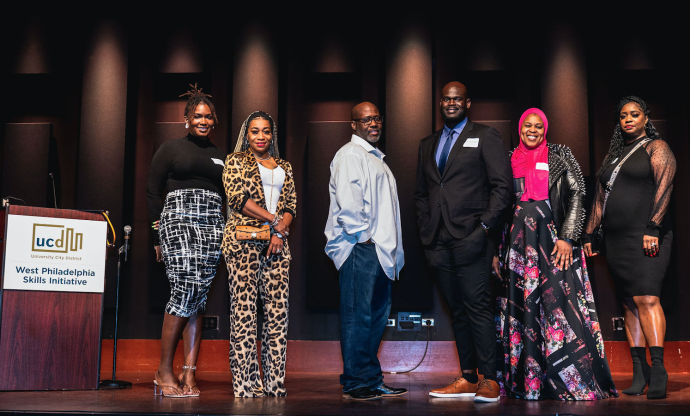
[584,139,676,240]
[147,134,227,244]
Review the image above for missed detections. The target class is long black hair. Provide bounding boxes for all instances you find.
[596,95,662,176]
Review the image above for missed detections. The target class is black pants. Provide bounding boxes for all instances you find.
[426,220,495,376]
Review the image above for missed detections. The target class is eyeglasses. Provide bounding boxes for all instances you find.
[353,116,384,125]
[441,97,465,104]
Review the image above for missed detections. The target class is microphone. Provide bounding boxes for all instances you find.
[123,225,131,261]
[49,173,57,209]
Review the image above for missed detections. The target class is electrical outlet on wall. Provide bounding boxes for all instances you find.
[397,312,421,331]
[202,316,219,331]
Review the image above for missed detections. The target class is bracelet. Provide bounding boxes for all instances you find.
[274,232,284,240]
[269,214,282,227]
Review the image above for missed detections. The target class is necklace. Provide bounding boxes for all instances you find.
[253,152,270,161]
[269,167,274,214]
[259,163,276,214]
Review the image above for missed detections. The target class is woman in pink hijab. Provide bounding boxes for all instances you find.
[494,108,617,400]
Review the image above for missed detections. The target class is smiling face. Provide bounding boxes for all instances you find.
[440,82,471,127]
[619,102,648,139]
[247,118,272,156]
[351,102,382,144]
[186,103,215,138]
[520,113,545,148]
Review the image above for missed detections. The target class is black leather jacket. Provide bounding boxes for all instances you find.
[546,144,586,241]
[505,143,586,242]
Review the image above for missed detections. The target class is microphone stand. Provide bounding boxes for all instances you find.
[99,227,132,389]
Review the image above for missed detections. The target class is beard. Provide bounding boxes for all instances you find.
[442,108,466,125]
[365,134,380,143]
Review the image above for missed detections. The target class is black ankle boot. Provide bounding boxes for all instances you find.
[647,346,668,399]
[623,347,650,395]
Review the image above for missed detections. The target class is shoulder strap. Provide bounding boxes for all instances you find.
[601,138,651,218]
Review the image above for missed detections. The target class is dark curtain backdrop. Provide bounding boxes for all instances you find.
[2,14,688,343]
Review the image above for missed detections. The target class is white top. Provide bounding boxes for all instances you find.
[324,134,404,280]
[258,162,285,215]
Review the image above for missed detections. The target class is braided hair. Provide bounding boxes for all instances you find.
[233,111,280,158]
[179,83,218,124]
[597,95,662,176]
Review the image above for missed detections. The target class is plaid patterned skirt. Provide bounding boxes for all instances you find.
[159,189,224,317]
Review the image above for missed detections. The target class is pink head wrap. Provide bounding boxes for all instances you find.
[511,108,549,202]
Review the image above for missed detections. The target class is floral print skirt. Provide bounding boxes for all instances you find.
[496,200,617,400]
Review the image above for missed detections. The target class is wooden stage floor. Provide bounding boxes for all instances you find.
[1,372,690,415]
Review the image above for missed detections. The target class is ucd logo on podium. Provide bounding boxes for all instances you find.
[32,224,84,253]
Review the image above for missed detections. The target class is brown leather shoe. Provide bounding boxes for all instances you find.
[429,377,478,397]
[473,379,500,402]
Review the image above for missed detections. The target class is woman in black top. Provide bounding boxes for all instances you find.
[584,96,676,399]
[146,85,226,397]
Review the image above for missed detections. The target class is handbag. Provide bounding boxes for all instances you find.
[236,224,270,241]
[590,138,650,255]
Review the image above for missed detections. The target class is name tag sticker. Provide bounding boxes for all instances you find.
[536,162,549,171]
[463,138,479,147]
[211,158,224,166]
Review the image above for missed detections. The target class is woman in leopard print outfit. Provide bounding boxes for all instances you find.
[222,111,296,397]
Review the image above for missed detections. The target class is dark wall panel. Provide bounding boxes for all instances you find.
[76,21,128,214]
[385,22,433,310]
[305,122,352,309]
[542,23,590,175]
[1,123,51,207]
[75,21,129,338]
[231,24,279,151]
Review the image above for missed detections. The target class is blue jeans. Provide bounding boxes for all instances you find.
[339,243,393,392]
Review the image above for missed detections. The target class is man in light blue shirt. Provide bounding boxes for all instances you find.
[325,102,405,401]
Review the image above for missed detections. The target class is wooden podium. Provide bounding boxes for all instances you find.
[0,205,106,390]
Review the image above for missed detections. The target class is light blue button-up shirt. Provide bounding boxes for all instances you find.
[324,134,404,280]
[435,118,468,167]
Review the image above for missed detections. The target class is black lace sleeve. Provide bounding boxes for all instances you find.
[583,176,606,244]
[644,140,676,236]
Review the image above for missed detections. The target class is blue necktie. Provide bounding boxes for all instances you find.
[438,131,455,175]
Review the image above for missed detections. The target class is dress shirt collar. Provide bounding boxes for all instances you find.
[351,134,385,158]
[442,117,468,138]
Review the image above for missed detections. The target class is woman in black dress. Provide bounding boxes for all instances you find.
[584,96,676,400]
[147,85,226,397]
[495,108,616,400]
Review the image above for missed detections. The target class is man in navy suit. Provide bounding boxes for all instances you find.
[415,81,511,402]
